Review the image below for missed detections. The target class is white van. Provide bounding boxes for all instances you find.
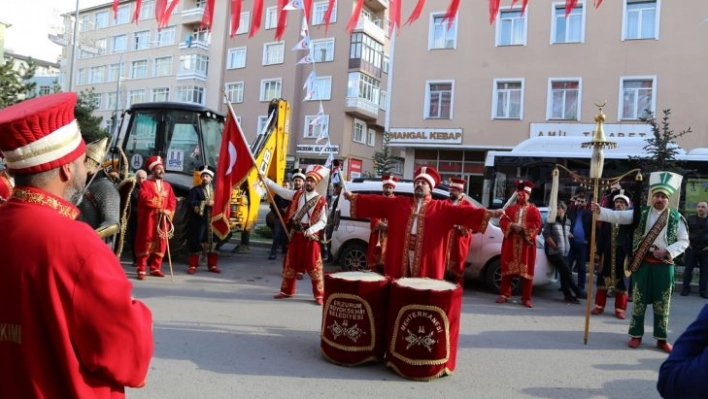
[330,180,558,293]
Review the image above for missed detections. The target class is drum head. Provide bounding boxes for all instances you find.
[331,271,387,282]
[395,277,457,291]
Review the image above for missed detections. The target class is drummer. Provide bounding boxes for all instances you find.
[343,166,503,280]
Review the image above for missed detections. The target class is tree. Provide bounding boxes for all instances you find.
[372,131,396,177]
[75,88,108,143]
[0,58,37,108]
[630,109,691,175]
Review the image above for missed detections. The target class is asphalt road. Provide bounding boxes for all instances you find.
[123,245,706,399]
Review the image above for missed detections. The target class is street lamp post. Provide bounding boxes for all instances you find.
[68,0,80,92]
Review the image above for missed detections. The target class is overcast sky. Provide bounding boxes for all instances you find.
[3,0,106,62]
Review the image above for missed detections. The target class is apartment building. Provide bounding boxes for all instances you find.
[389,0,708,203]
[61,0,392,177]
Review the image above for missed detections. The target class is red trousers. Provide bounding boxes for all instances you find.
[500,276,533,302]
[279,232,324,298]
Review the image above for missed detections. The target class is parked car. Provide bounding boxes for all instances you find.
[330,180,558,293]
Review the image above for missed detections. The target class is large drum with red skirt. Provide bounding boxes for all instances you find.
[386,278,462,380]
[320,271,390,366]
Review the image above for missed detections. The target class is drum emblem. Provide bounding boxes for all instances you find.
[328,319,366,343]
[403,327,437,352]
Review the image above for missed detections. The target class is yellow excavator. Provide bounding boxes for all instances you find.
[111,98,290,256]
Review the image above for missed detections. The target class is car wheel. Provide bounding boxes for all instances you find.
[484,259,521,295]
[339,241,368,271]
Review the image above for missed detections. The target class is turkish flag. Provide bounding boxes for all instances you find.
[211,108,255,240]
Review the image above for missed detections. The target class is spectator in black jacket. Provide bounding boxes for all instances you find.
[567,193,592,296]
[543,201,583,303]
[681,201,708,297]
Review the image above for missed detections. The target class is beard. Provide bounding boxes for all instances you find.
[65,163,86,205]
[450,193,460,201]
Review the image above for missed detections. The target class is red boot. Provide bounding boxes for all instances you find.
[614,293,628,320]
[207,253,221,274]
[187,254,199,275]
[592,289,607,315]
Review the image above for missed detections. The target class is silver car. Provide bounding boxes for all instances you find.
[330,180,558,293]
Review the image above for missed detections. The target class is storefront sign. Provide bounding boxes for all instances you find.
[296,144,340,154]
[348,158,362,180]
[530,123,651,139]
[389,128,463,144]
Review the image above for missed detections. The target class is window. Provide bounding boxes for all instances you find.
[379,90,388,111]
[304,114,329,139]
[153,56,172,77]
[156,26,176,46]
[429,13,458,49]
[347,72,380,105]
[312,0,336,25]
[39,86,51,95]
[353,119,366,143]
[131,60,148,79]
[106,92,118,111]
[89,93,102,109]
[623,0,659,40]
[547,79,581,120]
[176,86,205,105]
[95,38,108,55]
[140,0,155,20]
[80,15,92,31]
[493,79,524,119]
[425,81,453,119]
[112,35,127,53]
[265,6,278,29]
[552,3,584,44]
[89,66,105,84]
[95,11,109,29]
[306,76,332,101]
[257,115,269,134]
[619,77,655,120]
[76,69,86,85]
[115,5,130,24]
[128,89,146,107]
[367,128,375,147]
[382,55,390,73]
[312,38,335,62]
[226,47,247,69]
[234,11,250,35]
[349,33,383,77]
[263,42,285,65]
[107,63,124,82]
[496,9,527,46]
[191,27,210,43]
[225,82,245,103]
[179,54,209,75]
[134,31,151,50]
[260,79,282,101]
[152,87,170,102]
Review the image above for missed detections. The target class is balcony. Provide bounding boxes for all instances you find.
[178,39,209,51]
[352,18,387,43]
[176,70,207,82]
[181,7,205,24]
[345,97,379,121]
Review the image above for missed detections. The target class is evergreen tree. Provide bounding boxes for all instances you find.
[630,109,691,174]
[0,58,37,108]
[372,131,396,176]
[75,88,108,143]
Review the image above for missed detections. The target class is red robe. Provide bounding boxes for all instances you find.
[0,186,153,398]
[367,217,386,267]
[350,193,493,280]
[445,199,474,284]
[499,203,542,279]
[135,178,177,269]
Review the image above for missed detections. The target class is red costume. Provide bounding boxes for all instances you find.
[135,156,177,279]
[445,178,474,284]
[268,165,330,303]
[498,180,542,307]
[0,93,153,398]
[367,175,398,269]
[350,167,493,280]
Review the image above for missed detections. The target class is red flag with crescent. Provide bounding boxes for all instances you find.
[211,108,255,239]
